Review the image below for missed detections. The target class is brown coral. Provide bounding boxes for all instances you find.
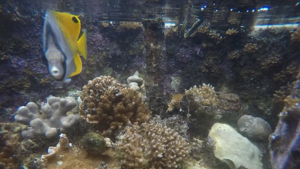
[184,83,218,115]
[116,120,190,169]
[225,28,239,35]
[228,50,241,60]
[80,76,151,137]
[40,133,70,163]
[243,43,258,53]
[217,92,241,112]
[0,123,22,169]
[41,134,118,169]
[260,53,281,69]
[291,29,300,42]
[167,94,183,113]
[217,92,241,121]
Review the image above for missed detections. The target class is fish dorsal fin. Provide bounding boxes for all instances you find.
[70,53,82,77]
[50,11,81,54]
[77,30,87,59]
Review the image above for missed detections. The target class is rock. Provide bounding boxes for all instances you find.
[237,115,272,141]
[208,123,263,169]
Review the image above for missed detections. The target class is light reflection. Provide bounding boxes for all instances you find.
[254,23,299,29]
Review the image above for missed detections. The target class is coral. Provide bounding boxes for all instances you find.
[291,28,300,42]
[260,53,281,70]
[116,120,190,169]
[184,83,218,115]
[41,134,118,169]
[225,28,239,35]
[189,26,222,44]
[127,71,144,91]
[207,31,223,44]
[273,84,293,104]
[0,123,24,169]
[14,96,80,138]
[237,115,272,141]
[102,22,110,27]
[151,116,189,140]
[190,27,210,36]
[228,50,241,59]
[80,132,107,155]
[79,75,123,122]
[208,123,263,169]
[80,76,151,137]
[40,133,70,163]
[243,43,258,53]
[118,22,142,31]
[217,92,241,112]
[167,94,183,113]
[217,92,241,121]
[171,76,181,92]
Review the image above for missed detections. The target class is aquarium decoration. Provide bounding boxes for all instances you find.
[1,0,300,169]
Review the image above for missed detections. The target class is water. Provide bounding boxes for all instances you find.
[1,0,300,169]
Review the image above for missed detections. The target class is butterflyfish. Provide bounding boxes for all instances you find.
[42,10,87,81]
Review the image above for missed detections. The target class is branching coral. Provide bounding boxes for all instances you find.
[166,94,183,113]
[116,120,190,169]
[14,96,80,138]
[79,76,123,122]
[225,28,239,35]
[228,50,241,60]
[184,83,218,115]
[260,53,281,70]
[243,43,258,53]
[80,76,151,137]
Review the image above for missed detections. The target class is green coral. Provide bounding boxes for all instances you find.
[80,132,107,155]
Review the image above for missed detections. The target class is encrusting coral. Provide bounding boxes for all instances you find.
[216,92,241,121]
[0,123,24,169]
[80,76,151,137]
[14,96,80,138]
[41,133,117,169]
[40,133,70,163]
[217,93,240,112]
[116,120,190,169]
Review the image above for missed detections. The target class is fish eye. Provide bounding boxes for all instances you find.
[72,17,79,23]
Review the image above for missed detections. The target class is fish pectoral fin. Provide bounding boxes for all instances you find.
[77,30,87,60]
[70,53,82,77]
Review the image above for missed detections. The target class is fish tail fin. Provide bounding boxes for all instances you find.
[70,53,82,77]
[77,30,87,59]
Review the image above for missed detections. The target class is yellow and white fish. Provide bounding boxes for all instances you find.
[42,10,87,81]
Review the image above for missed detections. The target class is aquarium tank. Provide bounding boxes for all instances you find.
[1,0,300,168]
